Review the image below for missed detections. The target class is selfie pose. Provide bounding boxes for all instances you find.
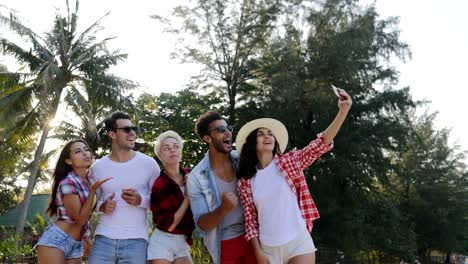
[236,88,352,264]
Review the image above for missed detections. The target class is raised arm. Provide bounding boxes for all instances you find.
[323,88,352,144]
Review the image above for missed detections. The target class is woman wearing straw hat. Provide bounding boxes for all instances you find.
[236,88,352,264]
[148,130,195,264]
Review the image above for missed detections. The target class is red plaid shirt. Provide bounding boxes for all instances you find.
[238,133,333,241]
[150,167,195,245]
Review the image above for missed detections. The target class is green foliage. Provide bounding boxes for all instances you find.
[0,177,21,214]
[0,234,33,261]
[0,0,466,260]
[190,237,212,263]
[135,88,223,167]
[26,213,48,237]
[391,113,468,259]
[0,0,136,234]
[153,0,290,124]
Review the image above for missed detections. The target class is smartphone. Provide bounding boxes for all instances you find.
[122,188,132,194]
[330,84,345,100]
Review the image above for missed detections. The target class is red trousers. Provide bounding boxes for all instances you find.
[220,234,257,264]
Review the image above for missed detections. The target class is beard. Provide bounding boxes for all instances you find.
[211,137,231,154]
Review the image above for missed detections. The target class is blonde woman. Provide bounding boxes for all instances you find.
[148,130,195,264]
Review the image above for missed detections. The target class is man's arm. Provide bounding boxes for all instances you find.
[187,172,237,232]
[197,192,237,231]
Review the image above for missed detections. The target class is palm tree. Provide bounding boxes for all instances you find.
[52,76,136,157]
[0,0,135,235]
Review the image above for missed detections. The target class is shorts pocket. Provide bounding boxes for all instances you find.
[47,225,70,244]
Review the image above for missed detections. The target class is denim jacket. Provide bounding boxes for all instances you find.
[187,150,240,264]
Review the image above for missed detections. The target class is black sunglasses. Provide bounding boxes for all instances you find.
[115,126,139,133]
[208,125,234,134]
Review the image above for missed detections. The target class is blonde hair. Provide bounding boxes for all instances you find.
[154,130,184,158]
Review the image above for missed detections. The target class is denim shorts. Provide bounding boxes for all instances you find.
[147,228,191,261]
[35,223,84,259]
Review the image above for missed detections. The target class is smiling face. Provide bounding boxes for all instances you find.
[203,119,233,154]
[256,127,276,154]
[109,118,136,150]
[65,141,92,169]
[158,137,182,166]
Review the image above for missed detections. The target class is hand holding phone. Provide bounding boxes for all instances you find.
[331,84,346,100]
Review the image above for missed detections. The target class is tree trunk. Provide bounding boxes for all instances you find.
[15,121,52,236]
[228,94,236,125]
[16,93,62,236]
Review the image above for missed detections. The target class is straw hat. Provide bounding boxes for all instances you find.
[235,118,288,154]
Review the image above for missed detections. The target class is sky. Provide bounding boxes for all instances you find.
[1,0,467,156]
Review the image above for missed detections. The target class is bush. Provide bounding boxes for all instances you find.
[0,234,34,262]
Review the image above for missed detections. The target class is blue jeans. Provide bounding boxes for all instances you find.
[87,235,148,264]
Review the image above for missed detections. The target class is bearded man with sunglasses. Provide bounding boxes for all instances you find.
[187,111,257,264]
[88,111,160,264]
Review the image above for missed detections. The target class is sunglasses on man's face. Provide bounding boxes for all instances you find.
[208,125,234,134]
[115,126,139,133]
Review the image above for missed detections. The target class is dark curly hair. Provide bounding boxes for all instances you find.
[238,129,280,180]
[195,111,225,141]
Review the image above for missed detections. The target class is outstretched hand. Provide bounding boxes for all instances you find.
[90,177,112,192]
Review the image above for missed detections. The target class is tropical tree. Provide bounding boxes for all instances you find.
[152,0,289,124]
[52,66,137,157]
[135,88,223,167]
[0,0,134,235]
[393,112,468,260]
[234,0,417,255]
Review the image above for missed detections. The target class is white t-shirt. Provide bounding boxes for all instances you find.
[252,160,306,246]
[90,151,160,240]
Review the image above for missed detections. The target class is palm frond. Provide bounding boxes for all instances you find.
[6,109,42,145]
[64,85,90,116]
[69,37,116,71]
[78,50,127,75]
[0,12,42,40]
[0,82,35,124]
[70,11,110,52]
[51,120,82,142]
[29,34,54,63]
[0,38,43,70]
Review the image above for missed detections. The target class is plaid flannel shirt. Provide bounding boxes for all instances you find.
[150,167,195,245]
[238,133,333,241]
[56,171,91,240]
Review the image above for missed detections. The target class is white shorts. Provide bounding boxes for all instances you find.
[147,228,191,261]
[262,229,317,264]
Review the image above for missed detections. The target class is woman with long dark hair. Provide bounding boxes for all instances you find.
[35,139,111,264]
[236,88,352,264]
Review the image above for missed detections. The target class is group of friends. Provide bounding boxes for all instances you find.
[34,88,352,264]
